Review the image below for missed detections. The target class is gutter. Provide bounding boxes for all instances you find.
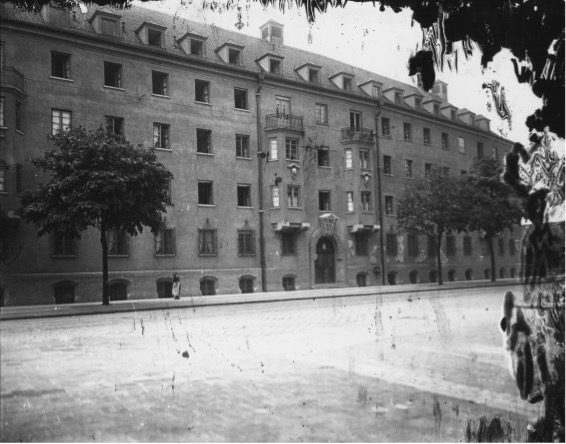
[256,72,267,292]
[374,109,386,285]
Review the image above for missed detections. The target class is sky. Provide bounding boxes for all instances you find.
[136,0,543,144]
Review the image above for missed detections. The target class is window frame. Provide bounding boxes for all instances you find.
[287,185,300,208]
[345,149,353,169]
[147,27,164,47]
[155,227,176,256]
[381,117,390,137]
[103,61,122,88]
[269,138,278,160]
[106,115,124,136]
[198,229,218,256]
[51,108,71,135]
[404,159,414,179]
[195,79,210,103]
[237,184,252,208]
[317,146,330,167]
[383,155,392,175]
[361,191,371,212]
[281,232,296,256]
[441,132,449,150]
[355,232,369,256]
[153,122,170,150]
[315,103,328,124]
[385,195,394,215]
[237,229,256,256]
[285,137,299,161]
[423,127,431,145]
[196,129,212,154]
[236,134,250,158]
[234,88,248,110]
[318,190,331,212]
[107,228,129,257]
[151,70,169,96]
[197,180,214,206]
[346,191,354,213]
[271,185,280,208]
[51,51,71,79]
[359,149,370,170]
[403,122,412,141]
[53,231,77,257]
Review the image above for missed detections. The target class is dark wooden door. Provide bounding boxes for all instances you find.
[315,237,335,284]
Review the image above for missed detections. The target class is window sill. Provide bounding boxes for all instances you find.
[155,254,176,257]
[154,147,172,152]
[198,253,218,257]
[103,85,125,91]
[151,93,171,99]
[384,173,393,176]
[16,129,24,135]
[238,254,256,257]
[285,159,301,163]
[344,167,353,171]
[288,207,303,210]
[361,211,374,214]
[267,158,279,162]
[49,76,74,82]
[318,210,332,213]
[108,254,129,258]
[317,165,331,169]
[197,152,214,157]
[236,156,252,161]
[195,101,212,106]
[234,108,251,113]
[52,254,77,258]
[270,207,281,210]
[197,204,216,208]
[237,206,254,210]
[316,122,329,126]
[0,126,7,130]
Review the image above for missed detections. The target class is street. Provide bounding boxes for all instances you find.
[1,285,542,442]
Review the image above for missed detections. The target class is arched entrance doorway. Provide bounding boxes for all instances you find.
[315,237,336,284]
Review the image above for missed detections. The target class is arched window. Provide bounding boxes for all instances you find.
[499,268,506,279]
[356,272,368,287]
[282,275,296,291]
[448,269,456,282]
[156,278,173,298]
[409,270,419,284]
[53,281,76,304]
[200,277,217,296]
[429,270,438,283]
[465,269,473,281]
[510,267,517,278]
[484,268,491,280]
[387,271,397,285]
[109,280,128,301]
[239,276,254,294]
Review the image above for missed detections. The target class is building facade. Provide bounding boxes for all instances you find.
[0,4,520,305]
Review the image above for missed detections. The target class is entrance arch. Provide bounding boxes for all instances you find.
[315,237,336,284]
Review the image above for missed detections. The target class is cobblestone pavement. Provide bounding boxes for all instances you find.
[1,286,541,442]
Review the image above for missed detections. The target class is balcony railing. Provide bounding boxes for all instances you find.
[265,114,304,132]
[1,67,25,94]
[341,127,374,143]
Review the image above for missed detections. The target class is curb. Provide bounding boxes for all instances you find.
[0,279,524,321]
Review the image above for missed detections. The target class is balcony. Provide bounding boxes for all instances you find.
[1,67,26,95]
[341,127,374,143]
[265,114,304,133]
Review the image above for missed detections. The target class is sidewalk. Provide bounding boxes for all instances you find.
[0,278,522,321]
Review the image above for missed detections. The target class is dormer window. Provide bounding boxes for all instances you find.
[191,39,204,56]
[343,77,352,91]
[229,48,241,64]
[415,97,422,109]
[269,59,281,74]
[309,68,319,83]
[100,17,118,36]
[148,28,163,47]
[451,109,457,120]
[434,104,440,115]
[395,92,402,104]
[89,10,121,37]
[372,85,381,98]
[178,33,207,57]
[260,21,284,46]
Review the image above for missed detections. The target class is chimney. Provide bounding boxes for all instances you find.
[432,80,448,102]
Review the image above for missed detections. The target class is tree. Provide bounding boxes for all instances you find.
[463,157,523,282]
[396,168,467,285]
[20,126,173,306]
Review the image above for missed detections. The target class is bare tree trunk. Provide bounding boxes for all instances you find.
[486,234,496,282]
[436,234,443,285]
[100,223,109,306]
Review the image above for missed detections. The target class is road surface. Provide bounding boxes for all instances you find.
[1,285,541,441]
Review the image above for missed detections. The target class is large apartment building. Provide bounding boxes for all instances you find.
[0,3,520,305]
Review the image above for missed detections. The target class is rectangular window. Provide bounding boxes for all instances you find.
[285,138,299,160]
[386,233,397,256]
[423,128,431,145]
[346,191,354,212]
[51,51,71,79]
[477,142,484,159]
[345,149,352,169]
[237,184,252,207]
[350,111,361,130]
[155,227,175,255]
[308,68,319,83]
[408,233,419,256]
[276,96,290,115]
[415,97,422,109]
[236,134,250,158]
[269,138,278,160]
[319,190,331,211]
[498,238,505,256]
[287,185,300,208]
[381,117,390,136]
[269,58,281,74]
[0,97,5,127]
[394,92,402,104]
[359,149,370,169]
[238,230,255,256]
[446,236,456,256]
[153,123,170,149]
[16,164,22,194]
[100,17,117,36]
[403,123,412,141]
[442,132,449,150]
[361,191,371,212]
[372,84,381,98]
[383,155,392,175]
[463,236,472,256]
[152,71,168,96]
[405,159,413,178]
[147,28,163,47]
[315,103,328,124]
[343,77,352,91]
[106,115,124,135]
[108,229,129,256]
[385,195,394,215]
[104,62,122,88]
[458,136,466,154]
[317,146,329,167]
[52,109,71,135]
[191,39,204,56]
[281,232,296,255]
[425,163,432,179]
[53,231,77,256]
[197,129,211,154]
[198,181,213,205]
[355,233,369,256]
[228,48,241,65]
[451,109,457,120]
[271,186,280,208]
[15,101,21,131]
[163,178,172,205]
[234,88,248,109]
[195,79,209,103]
[198,229,217,256]
[433,103,440,115]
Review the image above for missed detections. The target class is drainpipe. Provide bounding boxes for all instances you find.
[374,110,386,285]
[256,73,267,292]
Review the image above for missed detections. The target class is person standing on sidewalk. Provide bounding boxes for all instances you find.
[172,274,181,300]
